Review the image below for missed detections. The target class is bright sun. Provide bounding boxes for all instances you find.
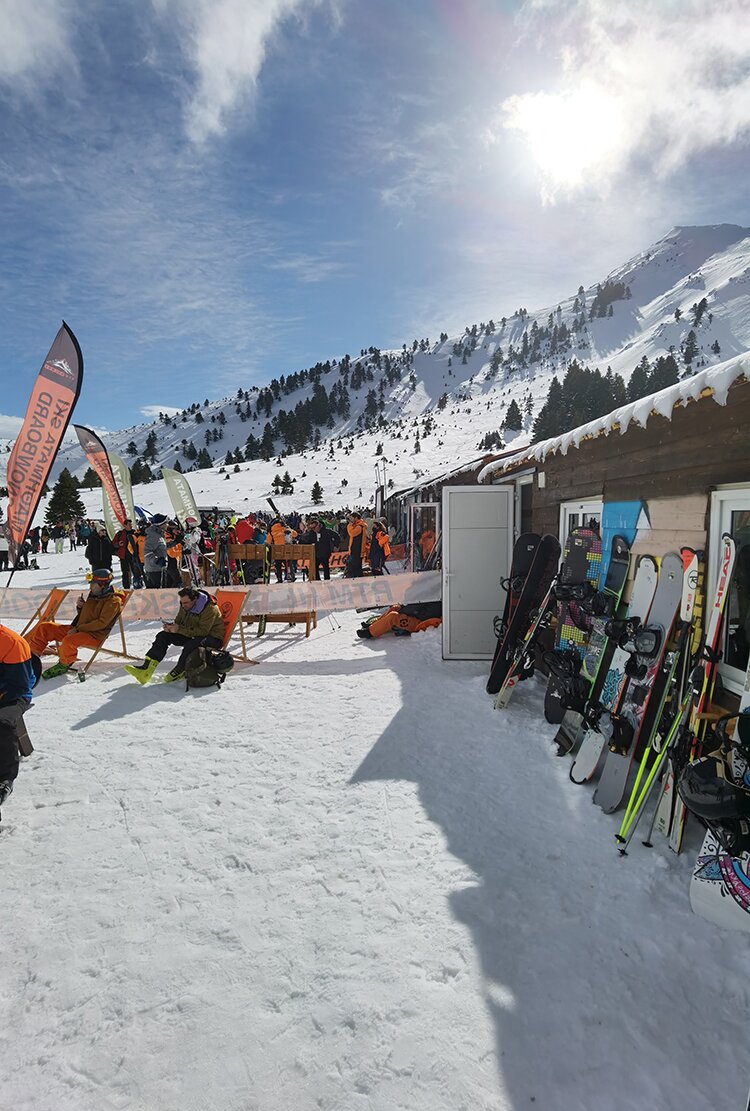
[503,84,622,197]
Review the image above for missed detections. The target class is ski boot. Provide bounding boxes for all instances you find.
[124,657,159,684]
[41,662,70,680]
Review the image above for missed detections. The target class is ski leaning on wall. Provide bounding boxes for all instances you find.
[614,549,701,852]
[686,640,750,934]
[654,533,737,851]
[592,551,683,814]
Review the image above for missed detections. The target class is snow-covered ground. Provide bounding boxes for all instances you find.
[3,552,749,1111]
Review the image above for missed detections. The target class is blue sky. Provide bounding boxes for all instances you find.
[1,0,748,433]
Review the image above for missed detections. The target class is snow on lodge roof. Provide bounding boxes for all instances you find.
[477,353,750,484]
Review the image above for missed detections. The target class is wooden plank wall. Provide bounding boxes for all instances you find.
[522,382,750,538]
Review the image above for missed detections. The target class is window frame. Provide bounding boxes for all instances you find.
[559,497,603,550]
[708,485,750,696]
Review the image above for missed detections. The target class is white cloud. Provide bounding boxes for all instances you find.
[0,414,23,439]
[141,405,183,419]
[153,0,334,143]
[493,0,750,201]
[0,0,79,91]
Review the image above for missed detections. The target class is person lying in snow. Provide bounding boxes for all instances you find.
[124,586,225,685]
[357,601,442,639]
[25,569,126,679]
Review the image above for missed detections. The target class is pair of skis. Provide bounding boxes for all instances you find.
[650,534,736,851]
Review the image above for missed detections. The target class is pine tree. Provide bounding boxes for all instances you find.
[503,399,523,431]
[126,440,138,456]
[144,430,158,463]
[627,358,651,403]
[532,377,564,440]
[683,330,698,365]
[45,469,85,524]
[311,481,323,505]
[80,466,101,489]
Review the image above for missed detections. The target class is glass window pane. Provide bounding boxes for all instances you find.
[726,510,750,675]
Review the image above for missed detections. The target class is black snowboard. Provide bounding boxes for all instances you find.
[487,534,561,695]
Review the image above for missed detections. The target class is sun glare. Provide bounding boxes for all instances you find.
[503,85,622,198]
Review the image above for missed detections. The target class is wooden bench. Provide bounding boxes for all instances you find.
[223,544,319,650]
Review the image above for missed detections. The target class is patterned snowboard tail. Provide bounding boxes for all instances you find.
[543,528,602,725]
[568,555,659,784]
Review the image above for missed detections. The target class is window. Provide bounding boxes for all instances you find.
[559,498,603,548]
[710,488,750,694]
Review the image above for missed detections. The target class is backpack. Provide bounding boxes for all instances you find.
[184,647,235,690]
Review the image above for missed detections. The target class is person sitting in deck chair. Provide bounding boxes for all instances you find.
[124,586,225,685]
[25,569,126,679]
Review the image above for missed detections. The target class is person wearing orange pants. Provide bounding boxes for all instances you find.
[357,601,442,639]
[26,625,105,665]
[25,568,125,678]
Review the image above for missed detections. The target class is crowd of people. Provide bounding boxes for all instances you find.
[5,508,399,587]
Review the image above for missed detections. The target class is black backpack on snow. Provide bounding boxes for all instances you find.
[184,648,234,690]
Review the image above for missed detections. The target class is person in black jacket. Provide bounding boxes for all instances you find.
[84,525,114,572]
[303,517,339,580]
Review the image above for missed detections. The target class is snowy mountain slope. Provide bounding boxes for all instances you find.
[2,223,749,520]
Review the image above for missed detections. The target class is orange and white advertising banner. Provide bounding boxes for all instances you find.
[74,425,128,526]
[0,572,441,624]
[6,322,83,562]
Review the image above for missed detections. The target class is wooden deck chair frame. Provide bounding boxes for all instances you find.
[20,587,69,638]
[214,588,258,664]
[78,592,138,673]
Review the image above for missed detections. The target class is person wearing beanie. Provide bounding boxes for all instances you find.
[143,517,169,588]
[84,524,114,572]
[124,586,225,684]
[25,569,126,679]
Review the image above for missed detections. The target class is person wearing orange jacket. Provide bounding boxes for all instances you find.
[25,569,126,678]
[345,512,368,578]
[164,523,184,588]
[369,520,391,576]
[357,601,442,639]
[268,518,288,583]
[0,623,37,813]
[418,526,436,565]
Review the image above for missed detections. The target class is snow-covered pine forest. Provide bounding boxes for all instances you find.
[2,223,750,519]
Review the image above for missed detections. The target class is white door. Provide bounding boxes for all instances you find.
[442,485,513,660]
